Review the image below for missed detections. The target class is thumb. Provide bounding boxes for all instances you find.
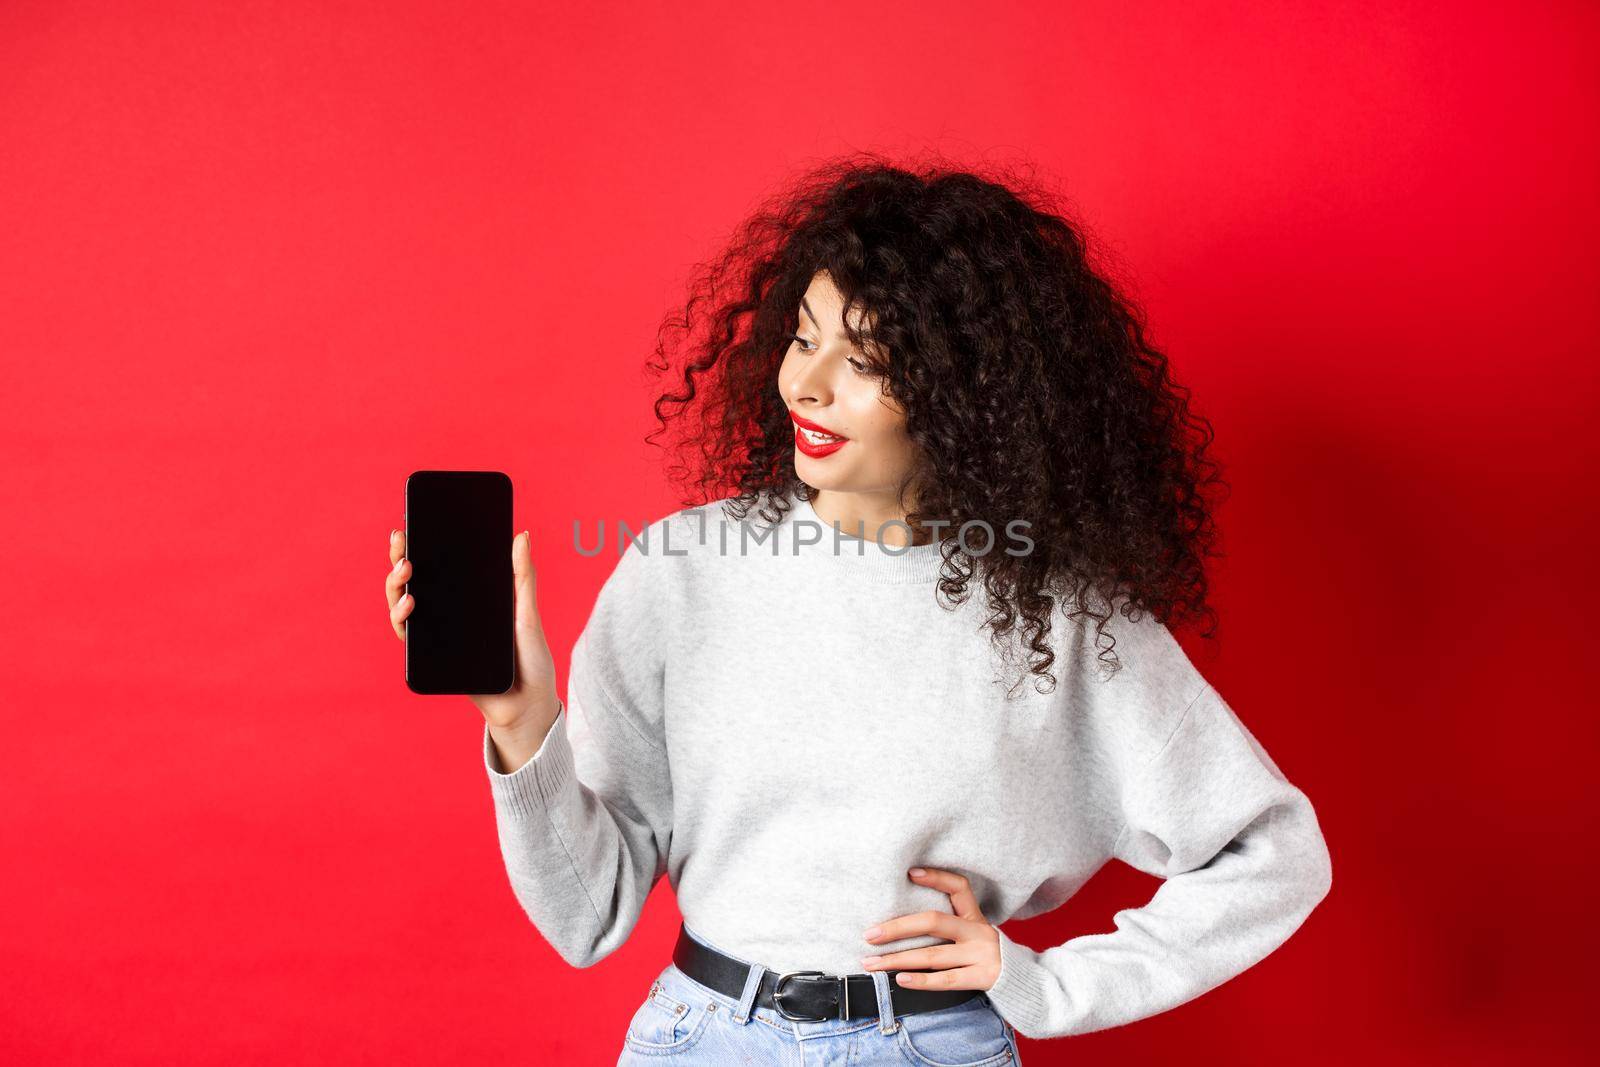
[512,529,543,639]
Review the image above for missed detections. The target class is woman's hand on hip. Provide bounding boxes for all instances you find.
[859,867,1002,991]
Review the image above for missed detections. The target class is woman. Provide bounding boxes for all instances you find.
[383,156,1333,1064]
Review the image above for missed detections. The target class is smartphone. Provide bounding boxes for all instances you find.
[403,470,515,695]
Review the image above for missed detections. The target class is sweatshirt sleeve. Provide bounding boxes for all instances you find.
[480,538,672,968]
[983,684,1334,1039]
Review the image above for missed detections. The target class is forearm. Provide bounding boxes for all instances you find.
[988,786,1332,1038]
[482,691,672,968]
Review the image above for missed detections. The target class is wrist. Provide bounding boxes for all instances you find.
[486,701,560,775]
[494,696,558,738]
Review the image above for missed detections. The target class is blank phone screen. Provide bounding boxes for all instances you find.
[404,470,514,695]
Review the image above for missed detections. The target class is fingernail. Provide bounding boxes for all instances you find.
[863,926,881,940]
[909,868,925,877]
[394,557,404,572]
[862,955,882,967]
[390,528,397,542]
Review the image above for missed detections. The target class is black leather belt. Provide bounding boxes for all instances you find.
[671,923,983,1023]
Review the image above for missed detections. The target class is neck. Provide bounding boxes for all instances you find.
[809,488,933,547]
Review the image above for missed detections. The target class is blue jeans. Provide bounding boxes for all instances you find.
[617,925,1021,1065]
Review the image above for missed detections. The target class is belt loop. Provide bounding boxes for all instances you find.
[872,970,898,1034]
[730,961,764,1025]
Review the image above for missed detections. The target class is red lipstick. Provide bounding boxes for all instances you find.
[790,411,849,458]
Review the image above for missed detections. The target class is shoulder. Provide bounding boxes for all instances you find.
[1054,600,1212,773]
[611,492,780,572]
[588,493,756,594]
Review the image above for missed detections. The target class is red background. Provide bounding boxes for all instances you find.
[3,2,1595,1063]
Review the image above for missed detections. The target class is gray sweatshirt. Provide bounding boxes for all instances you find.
[481,492,1333,1040]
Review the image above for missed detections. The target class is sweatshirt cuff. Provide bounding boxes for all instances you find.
[482,699,574,820]
[985,927,1052,1041]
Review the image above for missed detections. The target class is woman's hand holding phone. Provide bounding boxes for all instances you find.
[385,527,562,771]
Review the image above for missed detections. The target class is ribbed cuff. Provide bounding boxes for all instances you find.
[985,927,1051,1041]
[482,699,574,820]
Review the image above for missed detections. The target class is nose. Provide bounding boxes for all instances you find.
[789,350,836,407]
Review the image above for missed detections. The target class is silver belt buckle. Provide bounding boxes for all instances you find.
[773,970,850,1022]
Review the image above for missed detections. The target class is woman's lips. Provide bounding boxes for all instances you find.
[790,412,849,457]
[794,425,848,457]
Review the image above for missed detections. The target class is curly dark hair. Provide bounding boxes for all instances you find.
[644,152,1226,692]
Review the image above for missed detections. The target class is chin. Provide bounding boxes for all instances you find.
[794,459,854,489]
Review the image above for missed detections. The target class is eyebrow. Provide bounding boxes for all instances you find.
[799,296,820,331]
[799,295,875,344]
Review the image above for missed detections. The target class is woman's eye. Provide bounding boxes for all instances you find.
[785,333,871,374]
